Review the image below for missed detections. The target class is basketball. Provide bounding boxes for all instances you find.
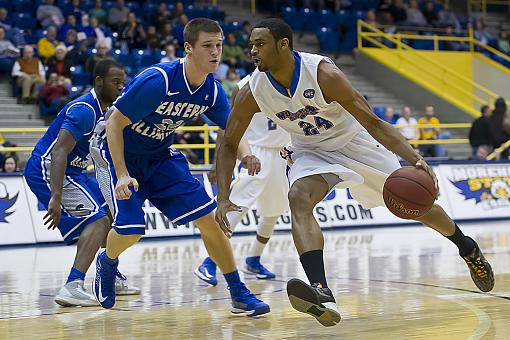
[383,167,437,219]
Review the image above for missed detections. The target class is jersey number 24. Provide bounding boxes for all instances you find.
[298,116,334,136]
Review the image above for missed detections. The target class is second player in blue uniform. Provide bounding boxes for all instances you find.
[91,18,269,316]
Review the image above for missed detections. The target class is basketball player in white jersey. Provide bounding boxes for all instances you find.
[195,74,291,285]
[214,19,494,327]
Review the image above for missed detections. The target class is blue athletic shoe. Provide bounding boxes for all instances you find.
[243,256,276,279]
[194,257,218,286]
[229,283,270,317]
[92,250,118,309]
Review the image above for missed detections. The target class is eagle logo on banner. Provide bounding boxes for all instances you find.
[0,182,18,223]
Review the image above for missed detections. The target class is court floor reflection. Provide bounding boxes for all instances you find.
[1,221,509,339]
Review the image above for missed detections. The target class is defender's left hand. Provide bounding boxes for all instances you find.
[240,155,261,176]
[415,159,439,199]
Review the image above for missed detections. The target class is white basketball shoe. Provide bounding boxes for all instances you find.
[54,280,99,307]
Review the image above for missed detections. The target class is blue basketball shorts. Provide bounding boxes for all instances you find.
[91,145,216,235]
[24,156,108,245]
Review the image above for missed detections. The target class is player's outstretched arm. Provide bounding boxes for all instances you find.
[44,130,77,230]
[317,60,438,191]
[215,83,260,235]
[106,108,139,200]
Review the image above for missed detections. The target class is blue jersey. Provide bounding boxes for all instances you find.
[31,89,104,174]
[112,59,230,155]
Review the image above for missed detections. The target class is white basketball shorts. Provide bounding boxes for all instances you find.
[285,130,401,208]
[230,145,289,217]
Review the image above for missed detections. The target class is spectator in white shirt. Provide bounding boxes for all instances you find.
[396,106,419,141]
[160,43,177,63]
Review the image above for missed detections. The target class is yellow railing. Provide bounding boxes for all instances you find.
[394,123,470,145]
[468,0,510,18]
[0,125,220,166]
[358,22,510,68]
[487,139,510,160]
[357,20,509,116]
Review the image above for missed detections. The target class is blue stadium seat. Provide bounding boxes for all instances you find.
[24,35,38,45]
[300,8,318,32]
[103,1,115,11]
[143,2,158,23]
[16,0,35,16]
[203,5,224,21]
[72,72,92,86]
[334,10,352,26]
[125,1,140,11]
[14,14,37,32]
[222,21,241,37]
[351,0,378,11]
[351,11,367,26]
[186,4,204,19]
[317,27,339,52]
[340,29,357,51]
[71,65,84,74]
[117,54,136,68]
[317,9,334,28]
[140,54,160,67]
[281,7,301,31]
[413,34,434,50]
[0,0,11,11]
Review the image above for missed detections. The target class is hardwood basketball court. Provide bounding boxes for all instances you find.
[1,221,509,339]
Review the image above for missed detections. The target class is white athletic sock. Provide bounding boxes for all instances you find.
[249,216,278,257]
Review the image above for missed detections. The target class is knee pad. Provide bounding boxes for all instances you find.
[257,216,279,239]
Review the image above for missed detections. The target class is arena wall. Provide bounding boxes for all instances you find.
[0,162,509,246]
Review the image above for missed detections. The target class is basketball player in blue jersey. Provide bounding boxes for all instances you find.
[195,74,290,285]
[24,60,140,307]
[91,18,269,316]
[215,19,494,326]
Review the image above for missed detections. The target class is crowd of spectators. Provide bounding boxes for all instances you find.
[368,0,510,56]
[469,97,510,160]
[376,104,450,158]
[378,98,510,161]
[0,1,247,118]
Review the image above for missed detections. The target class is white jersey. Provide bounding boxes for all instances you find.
[249,52,363,151]
[237,75,290,148]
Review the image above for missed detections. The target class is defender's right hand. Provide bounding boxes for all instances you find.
[115,175,139,200]
[44,195,61,230]
[215,199,242,238]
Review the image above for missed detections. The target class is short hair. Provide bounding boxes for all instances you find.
[93,59,123,80]
[253,18,293,50]
[184,18,223,46]
[480,104,489,113]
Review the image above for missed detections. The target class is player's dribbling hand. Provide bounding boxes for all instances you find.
[215,199,241,238]
[43,195,61,230]
[415,159,439,199]
[115,175,139,200]
[241,155,261,176]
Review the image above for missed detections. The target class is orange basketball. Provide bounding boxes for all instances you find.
[383,167,437,219]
